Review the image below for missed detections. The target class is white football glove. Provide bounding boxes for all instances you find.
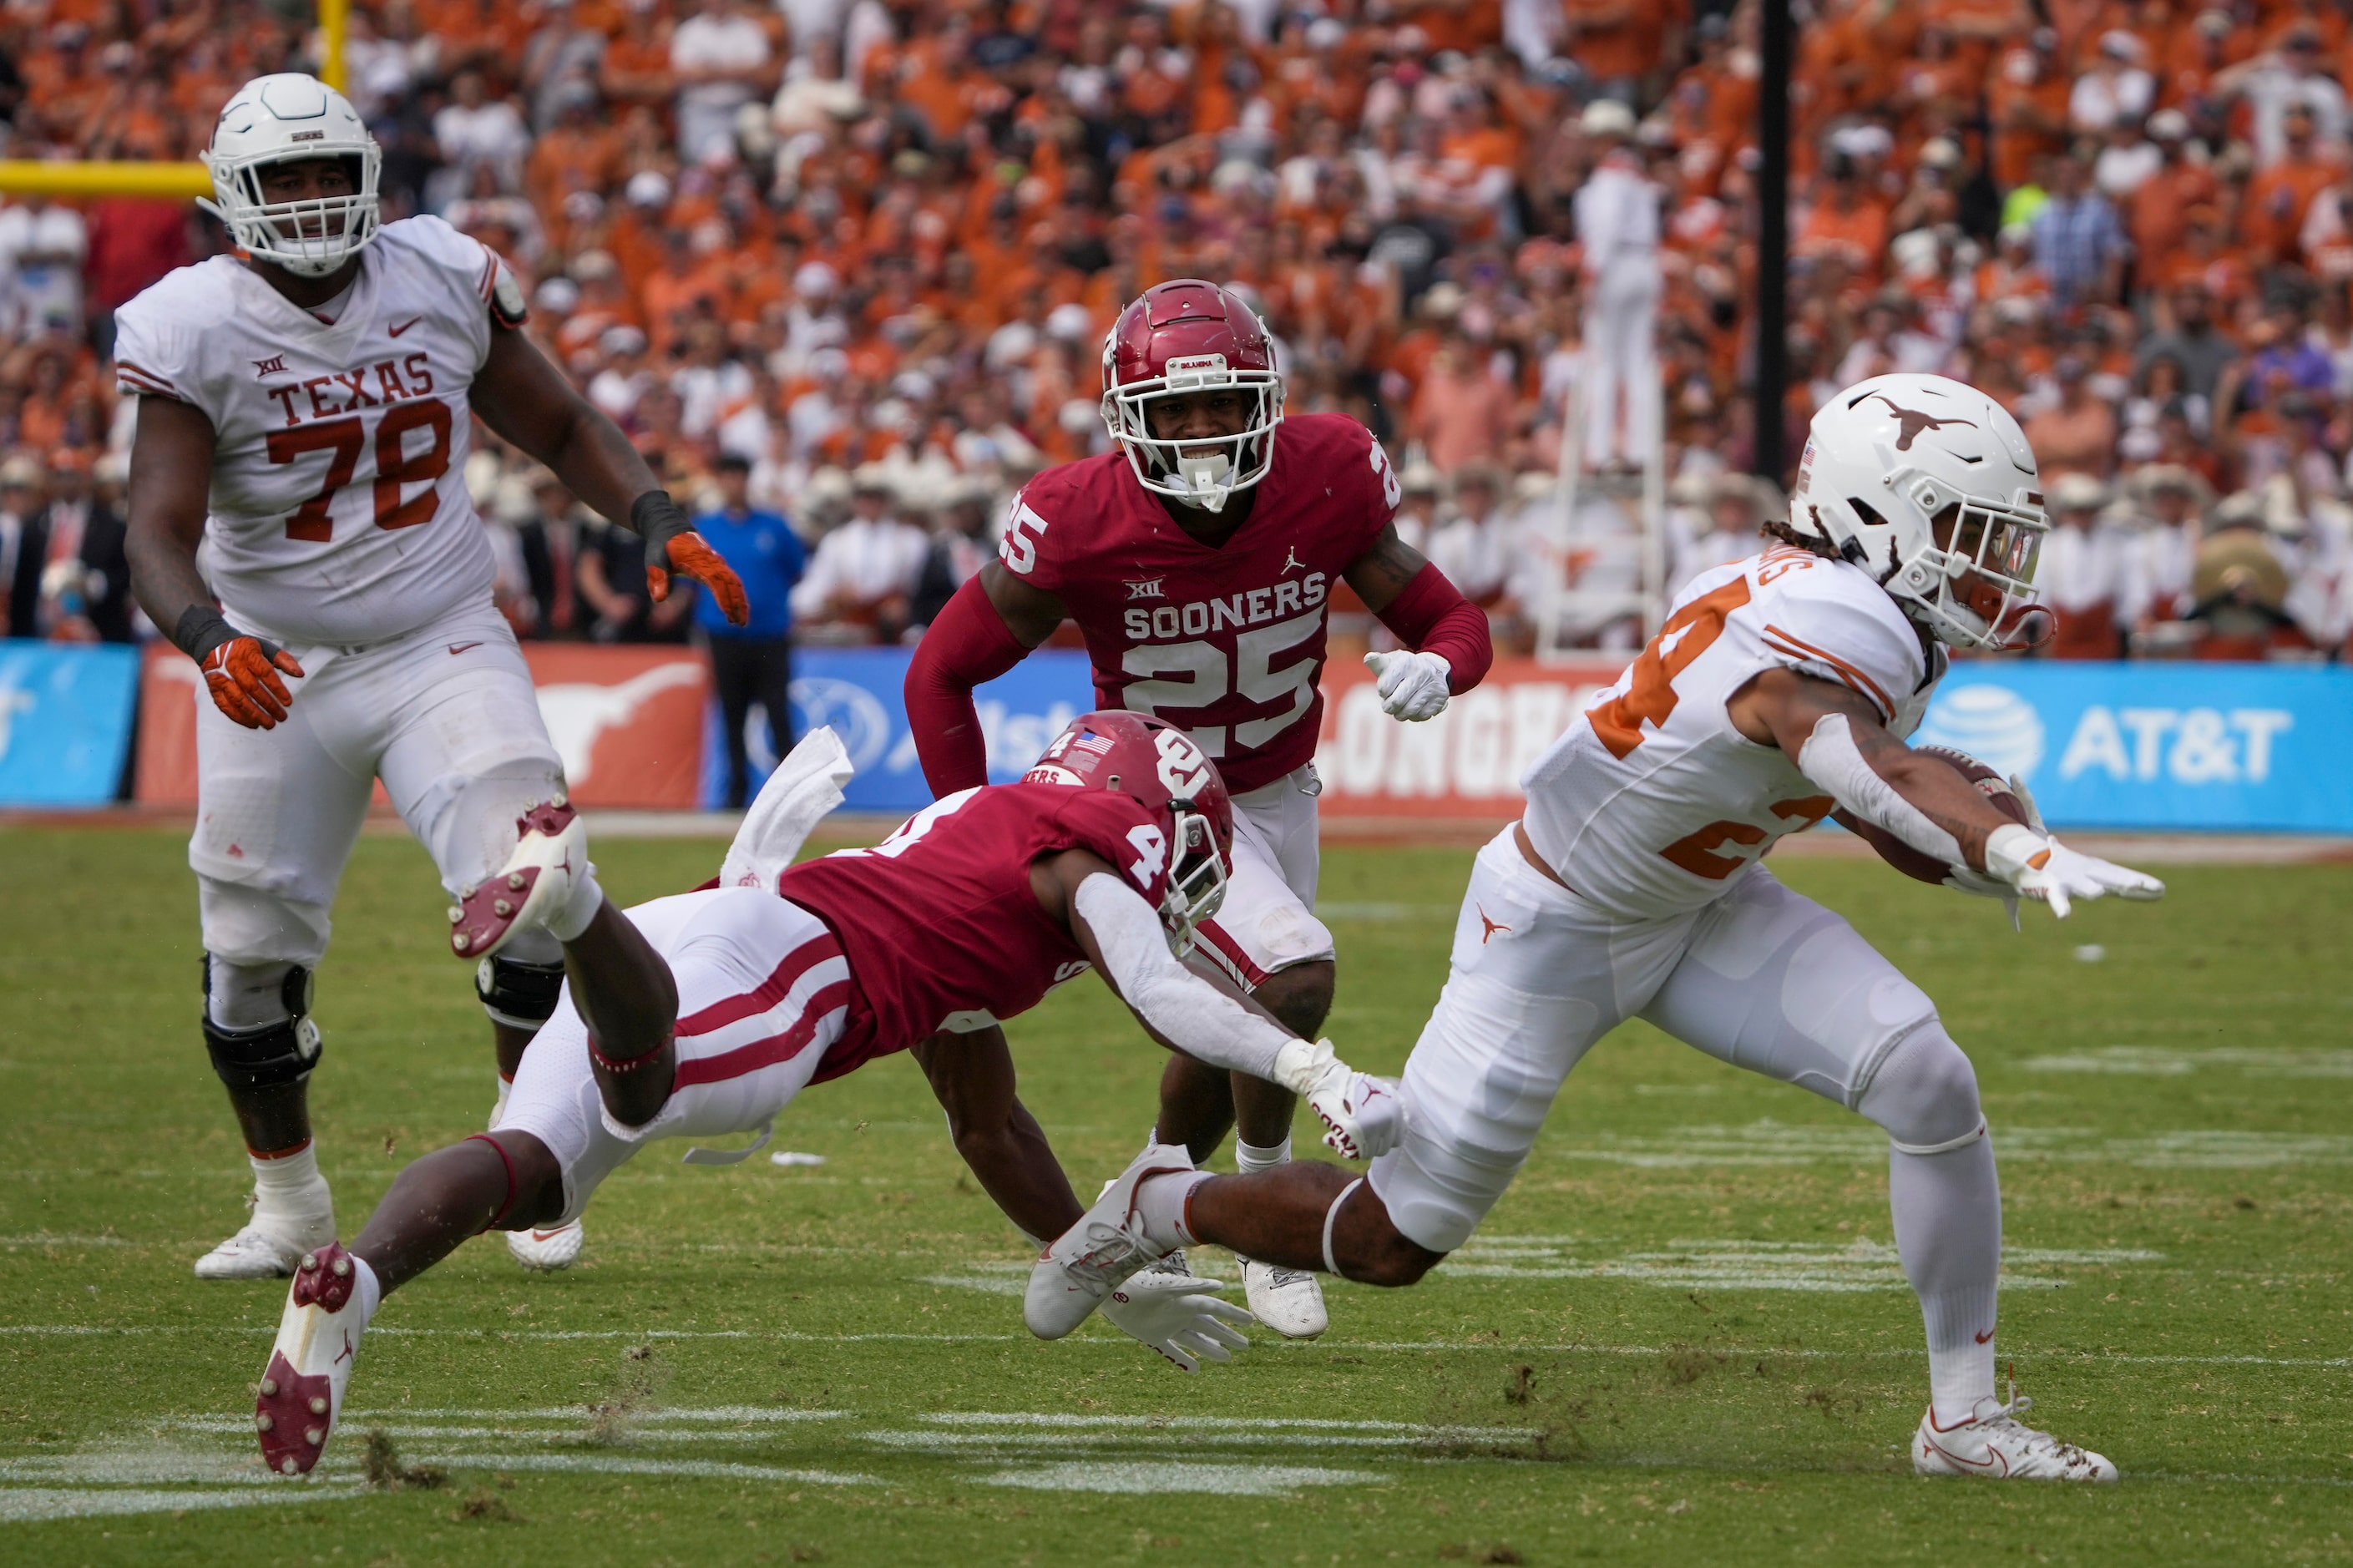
[1363,649,1453,722]
[1983,823,2165,920]
[1102,1269,1257,1373]
[1275,1037,1409,1160]
[1939,774,2051,930]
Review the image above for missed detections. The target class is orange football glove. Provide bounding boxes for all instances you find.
[200,635,306,730]
[647,529,750,626]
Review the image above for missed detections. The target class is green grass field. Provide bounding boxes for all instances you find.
[2,823,2348,1565]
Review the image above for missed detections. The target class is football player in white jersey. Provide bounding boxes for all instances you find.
[1029,374,2167,1481]
[119,74,749,1282]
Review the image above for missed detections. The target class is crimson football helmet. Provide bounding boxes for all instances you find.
[1100,280,1285,514]
[1025,710,1233,955]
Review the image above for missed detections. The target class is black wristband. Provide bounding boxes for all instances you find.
[172,604,237,664]
[629,489,691,558]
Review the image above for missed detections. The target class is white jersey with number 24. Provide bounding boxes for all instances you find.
[113,215,511,647]
[1520,546,1946,921]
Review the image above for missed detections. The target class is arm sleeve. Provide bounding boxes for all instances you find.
[1371,561,1494,694]
[903,573,1032,796]
[1072,873,1295,1083]
[1797,712,1966,867]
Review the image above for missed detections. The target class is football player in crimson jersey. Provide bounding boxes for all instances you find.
[247,715,1403,1477]
[905,280,1491,1335]
[1030,376,2165,1482]
[120,74,748,1282]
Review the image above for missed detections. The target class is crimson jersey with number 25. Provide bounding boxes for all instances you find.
[113,215,518,648]
[773,781,1176,1081]
[998,411,1400,795]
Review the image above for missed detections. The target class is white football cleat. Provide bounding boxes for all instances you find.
[505,1217,584,1271]
[1914,1383,2118,1482]
[256,1242,369,1477]
[1026,1144,1195,1339]
[1238,1257,1328,1338]
[194,1215,334,1281]
[448,799,589,960]
[1134,1247,1192,1280]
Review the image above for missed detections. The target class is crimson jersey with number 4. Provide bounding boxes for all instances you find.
[113,215,519,647]
[999,411,1399,795]
[1520,547,1947,921]
[775,781,1175,1079]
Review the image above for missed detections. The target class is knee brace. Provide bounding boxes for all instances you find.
[475,953,567,1030]
[1858,1023,1985,1155]
[201,957,322,1090]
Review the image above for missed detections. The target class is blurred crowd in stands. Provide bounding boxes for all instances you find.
[0,0,2350,661]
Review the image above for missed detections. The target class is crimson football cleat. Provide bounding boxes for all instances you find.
[256,1242,368,1477]
[448,799,590,959]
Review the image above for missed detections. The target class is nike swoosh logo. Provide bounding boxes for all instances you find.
[1975,1328,1996,1344]
[389,316,423,337]
[448,641,483,655]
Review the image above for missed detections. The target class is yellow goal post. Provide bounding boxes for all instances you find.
[0,0,345,199]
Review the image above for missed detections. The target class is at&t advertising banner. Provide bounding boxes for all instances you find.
[705,646,1095,812]
[1913,664,2353,832]
[0,641,139,807]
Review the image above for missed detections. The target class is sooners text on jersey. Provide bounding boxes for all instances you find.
[113,215,514,647]
[998,411,1399,795]
[775,781,1175,1080]
[1521,545,1947,920]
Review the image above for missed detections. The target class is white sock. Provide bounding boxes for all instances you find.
[349,1252,383,1325]
[250,1144,331,1227]
[491,1074,513,1127]
[545,863,604,944]
[1889,1136,2002,1426]
[1133,1170,1213,1252]
[1235,1136,1292,1175]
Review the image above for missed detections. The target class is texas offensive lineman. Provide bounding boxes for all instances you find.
[248,716,1403,1476]
[906,281,1489,1334]
[119,74,747,1279]
[1029,375,2167,1479]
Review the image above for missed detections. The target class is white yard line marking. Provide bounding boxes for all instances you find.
[1552,1121,2353,1169]
[398,1454,875,1485]
[973,1461,1381,1495]
[1440,1237,2164,1293]
[2026,1046,2353,1079]
[0,1234,132,1248]
[0,1323,2340,1367]
[0,1486,356,1524]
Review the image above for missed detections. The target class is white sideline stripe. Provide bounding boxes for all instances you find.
[919,1413,1531,1433]
[400,1453,877,1485]
[974,1461,1380,1496]
[1,1323,2343,1367]
[863,1431,1513,1453]
[0,1485,355,1523]
[164,1422,831,1445]
[334,1405,845,1424]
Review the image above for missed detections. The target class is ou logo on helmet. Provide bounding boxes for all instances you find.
[1155,726,1212,796]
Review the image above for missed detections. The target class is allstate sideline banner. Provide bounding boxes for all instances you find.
[0,640,139,807]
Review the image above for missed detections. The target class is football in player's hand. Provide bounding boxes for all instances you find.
[1847,747,2031,884]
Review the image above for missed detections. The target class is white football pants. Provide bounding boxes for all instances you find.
[192,599,567,972]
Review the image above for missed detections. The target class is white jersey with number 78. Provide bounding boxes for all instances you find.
[113,215,517,648]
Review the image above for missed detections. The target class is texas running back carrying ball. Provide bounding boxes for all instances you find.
[248,715,1403,1476]
[905,281,1490,1335]
[119,74,746,1281]
[1029,375,2167,1481]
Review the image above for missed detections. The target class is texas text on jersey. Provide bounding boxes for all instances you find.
[774,781,1176,1079]
[996,411,1399,795]
[1521,544,1947,921]
[113,214,524,648]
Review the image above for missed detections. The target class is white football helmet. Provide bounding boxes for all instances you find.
[1788,373,2050,650]
[200,73,381,279]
